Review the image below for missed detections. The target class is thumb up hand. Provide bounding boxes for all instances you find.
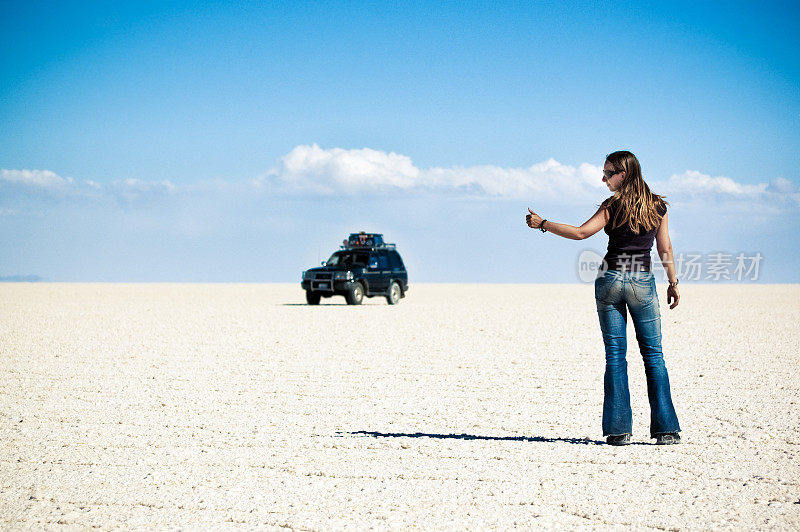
[526,208,543,229]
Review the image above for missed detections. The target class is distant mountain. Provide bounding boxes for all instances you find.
[0,275,44,282]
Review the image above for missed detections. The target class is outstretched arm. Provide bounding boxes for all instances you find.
[526,206,609,240]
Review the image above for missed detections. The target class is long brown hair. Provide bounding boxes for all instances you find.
[601,151,669,234]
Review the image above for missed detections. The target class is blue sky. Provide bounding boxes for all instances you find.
[2,0,799,282]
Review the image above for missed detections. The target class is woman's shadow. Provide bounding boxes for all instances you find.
[343,430,611,445]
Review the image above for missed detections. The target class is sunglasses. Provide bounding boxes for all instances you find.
[603,170,620,179]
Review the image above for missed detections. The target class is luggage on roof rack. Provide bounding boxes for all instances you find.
[343,232,395,250]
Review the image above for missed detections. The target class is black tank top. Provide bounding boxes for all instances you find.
[602,199,666,272]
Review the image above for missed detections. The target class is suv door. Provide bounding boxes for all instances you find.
[362,252,382,294]
[364,251,390,293]
[376,251,392,291]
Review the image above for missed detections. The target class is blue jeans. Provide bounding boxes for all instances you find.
[595,269,681,437]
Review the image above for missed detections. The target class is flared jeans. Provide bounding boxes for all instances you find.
[595,269,681,437]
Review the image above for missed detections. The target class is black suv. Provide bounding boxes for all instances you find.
[301,232,409,305]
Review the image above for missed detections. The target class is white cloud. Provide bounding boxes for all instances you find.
[654,170,800,207]
[264,146,800,208]
[0,169,177,203]
[1,169,74,188]
[662,170,767,195]
[111,178,176,194]
[108,178,177,205]
[767,176,799,195]
[269,144,421,193]
[421,159,605,199]
[265,144,606,201]
[3,148,799,211]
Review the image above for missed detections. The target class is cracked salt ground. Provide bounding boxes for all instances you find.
[1,283,799,529]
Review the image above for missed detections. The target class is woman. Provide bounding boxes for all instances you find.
[525,151,681,446]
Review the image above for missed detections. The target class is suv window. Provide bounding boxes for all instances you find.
[327,251,369,267]
[388,251,404,269]
[377,253,390,269]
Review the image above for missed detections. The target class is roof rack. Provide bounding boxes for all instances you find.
[341,232,396,250]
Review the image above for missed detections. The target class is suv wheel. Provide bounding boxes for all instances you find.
[345,283,364,305]
[386,281,401,305]
[305,290,320,305]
